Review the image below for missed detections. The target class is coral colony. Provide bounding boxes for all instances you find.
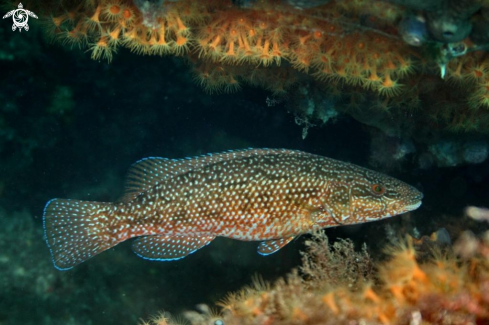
[25,0,489,171]
[141,230,489,325]
[29,0,489,133]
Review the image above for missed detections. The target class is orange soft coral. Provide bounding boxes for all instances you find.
[141,230,489,325]
[33,0,489,132]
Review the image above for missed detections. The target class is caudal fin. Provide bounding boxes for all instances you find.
[43,198,116,270]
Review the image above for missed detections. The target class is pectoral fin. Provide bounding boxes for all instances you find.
[132,235,215,261]
[257,237,295,256]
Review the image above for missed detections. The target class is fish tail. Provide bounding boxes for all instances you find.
[43,198,117,270]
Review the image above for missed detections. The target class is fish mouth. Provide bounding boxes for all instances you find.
[402,189,423,212]
[403,200,422,212]
[416,191,424,201]
[390,194,423,215]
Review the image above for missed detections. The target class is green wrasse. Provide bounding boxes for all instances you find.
[43,148,423,270]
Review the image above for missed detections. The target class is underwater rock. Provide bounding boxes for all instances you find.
[133,0,179,29]
[428,140,488,167]
[428,141,460,167]
[393,138,416,160]
[417,152,435,170]
[470,14,489,45]
[384,0,443,11]
[425,0,481,43]
[410,228,452,261]
[425,10,472,43]
[399,14,429,46]
[288,84,339,139]
[369,133,416,170]
[463,140,489,164]
[233,0,331,9]
[465,206,489,223]
[284,0,332,9]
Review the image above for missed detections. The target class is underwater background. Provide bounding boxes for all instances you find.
[1,0,489,324]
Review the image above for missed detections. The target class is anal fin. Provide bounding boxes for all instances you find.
[258,237,295,256]
[132,235,215,261]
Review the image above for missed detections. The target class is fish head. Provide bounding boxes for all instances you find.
[349,169,423,224]
[319,167,423,226]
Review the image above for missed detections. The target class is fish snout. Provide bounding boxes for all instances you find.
[415,191,424,202]
[412,186,424,204]
[400,187,424,214]
[387,186,423,216]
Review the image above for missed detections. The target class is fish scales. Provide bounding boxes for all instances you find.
[43,148,423,270]
[146,155,324,237]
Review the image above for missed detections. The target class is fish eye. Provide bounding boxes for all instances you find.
[371,184,385,195]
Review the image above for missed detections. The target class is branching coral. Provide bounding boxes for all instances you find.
[141,230,489,325]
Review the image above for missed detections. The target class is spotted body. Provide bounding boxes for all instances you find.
[43,148,423,270]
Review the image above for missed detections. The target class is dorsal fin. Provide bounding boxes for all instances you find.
[120,148,309,203]
[119,157,189,203]
[181,148,309,170]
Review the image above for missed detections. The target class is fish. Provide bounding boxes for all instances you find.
[43,148,423,270]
